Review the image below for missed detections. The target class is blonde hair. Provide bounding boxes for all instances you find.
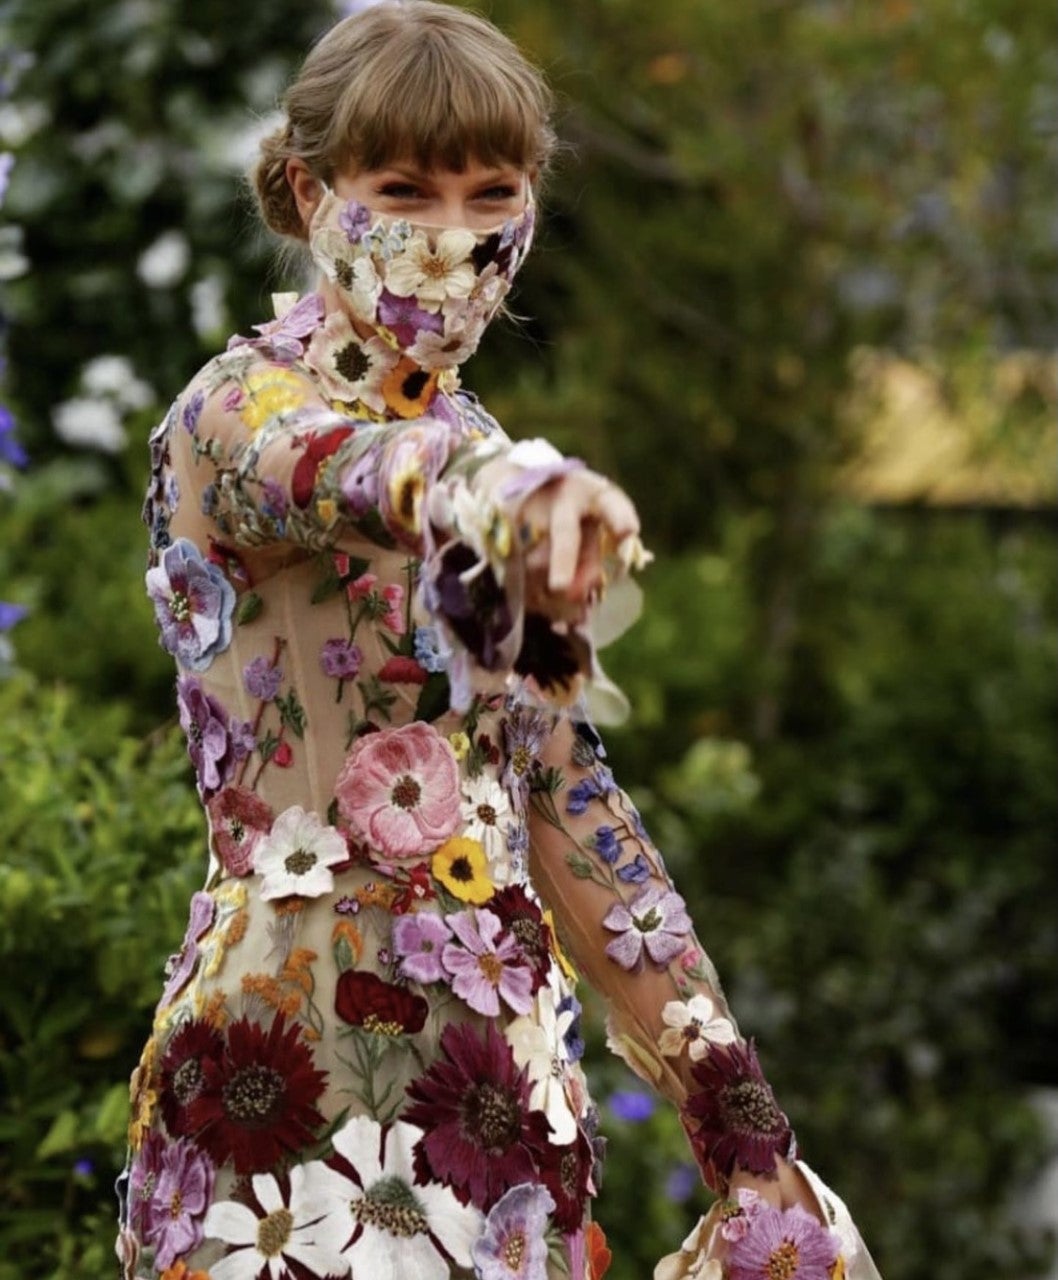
[254,1,556,240]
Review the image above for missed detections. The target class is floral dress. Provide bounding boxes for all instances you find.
[117,198,880,1280]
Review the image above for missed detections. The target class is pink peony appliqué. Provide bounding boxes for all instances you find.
[335,720,461,859]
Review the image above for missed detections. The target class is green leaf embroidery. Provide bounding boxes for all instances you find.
[234,591,263,625]
[276,689,307,738]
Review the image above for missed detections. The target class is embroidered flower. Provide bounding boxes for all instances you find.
[207,786,274,877]
[227,292,325,363]
[413,623,447,673]
[202,1160,348,1280]
[392,912,454,984]
[406,326,483,371]
[335,720,461,860]
[130,1134,215,1270]
[616,853,651,884]
[602,883,693,971]
[565,765,616,817]
[384,227,477,310]
[557,993,586,1062]
[535,1126,594,1231]
[185,1014,327,1175]
[460,774,511,862]
[586,1221,613,1280]
[158,1020,225,1138]
[377,420,450,542]
[304,310,398,410]
[146,537,236,671]
[501,705,550,807]
[378,287,444,348]
[319,637,363,680]
[381,355,439,419]
[659,994,738,1062]
[685,1041,795,1181]
[313,1116,483,1280]
[504,988,578,1144]
[377,655,427,684]
[431,835,494,904]
[403,1021,550,1212]
[160,891,215,1006]
[335,969,428,1035]
[252,805,348,900]
[488,885,552,994]
[472,1182,556,1280]
[243,656,283,701]
[441,907,534,1018]
[176,675,238,800]
[239,366,307,432]
[726,1202,839,1280]
[340,444,381,516]
[290,422,355,509]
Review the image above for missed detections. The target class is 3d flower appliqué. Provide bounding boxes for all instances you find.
[146,537,235,671]
[602,883,692,971]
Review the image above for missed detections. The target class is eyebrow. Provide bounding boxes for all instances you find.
[381,164,519,184]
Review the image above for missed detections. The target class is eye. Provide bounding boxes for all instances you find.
[377,182,426,200]
[476,184,519,201]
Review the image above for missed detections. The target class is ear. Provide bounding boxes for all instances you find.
[286,158,325,230]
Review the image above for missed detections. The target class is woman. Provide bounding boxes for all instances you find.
[119,4,880,1278]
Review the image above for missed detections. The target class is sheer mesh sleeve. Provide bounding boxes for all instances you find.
[527,715,882,1279]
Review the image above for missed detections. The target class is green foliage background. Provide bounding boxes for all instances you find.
[1,2,1055,1278]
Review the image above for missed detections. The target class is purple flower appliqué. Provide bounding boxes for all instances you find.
[339,444,381,517]
[441,907,535,1017]
[181,389,205,434]
[176,675,237,800]
[243,655,283,701]
[319,637,363,679]
[145,537,236,672]
[377,287,444,348]
[160,891,214,1006]
[392,912,454,984]
[502,704,550,809]
[557,993,585,1062]
[134,1134,215,1270]
[726,1201,839,1280]
[471,1182,556,1280]
[339,198,373,243]
[591,825,620,864]
[602,883,693,971]
[565,765,616,816]
[616,853,651,884]
[227,292,325,364]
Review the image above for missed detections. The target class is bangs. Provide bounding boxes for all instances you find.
[330,22,552,174]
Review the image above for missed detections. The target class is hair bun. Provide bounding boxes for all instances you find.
[253,121,306,240]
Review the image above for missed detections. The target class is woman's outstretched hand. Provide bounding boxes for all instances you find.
[516,469,641,621]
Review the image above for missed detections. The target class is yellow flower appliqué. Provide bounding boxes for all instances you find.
[432,835,495,904]
[239,367,307,432]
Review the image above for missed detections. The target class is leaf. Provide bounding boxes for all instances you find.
[276,689,307,738]
[414,672,451,723]
[235,591,263,625]
[93,1082,132,1144]
[310,570,342,605]
[258,730,280,763]
[567,852,595,880]
[36,1110,79,1160]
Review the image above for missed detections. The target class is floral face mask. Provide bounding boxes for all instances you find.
[308,190,535,373]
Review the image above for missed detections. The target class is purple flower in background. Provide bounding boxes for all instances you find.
[378,287,444,347]
[0,601,28,630]
[339,199,373,243]
[608,1088,657,1123]
[616,853,651,884]
[145,537,235,671]
[472,1182,556,1280]
[72,1157,95,1178]
[176,675,235,799]
[243,655,283,701]
[160,891,215,1006]
[1,403,28,468]
[227,292,325,363]
[0,151,14,207]
[602,883,693,971]
[319,637,363,679]
[392,911,454,984]
[664,1162,698,1204]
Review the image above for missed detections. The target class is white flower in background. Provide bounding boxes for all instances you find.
[384,228,476,310]
[460,775,511,862]
[0,99,50,148]
[138,229,191,289]
[82,355,154,412]
[190,274,228,339]
[658,994,737,1062]
[253,805,349,900]
[311,1115,482,1280]
[203,1163,348,1280]
[52,397,127,453]
[505,987,578,1144]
